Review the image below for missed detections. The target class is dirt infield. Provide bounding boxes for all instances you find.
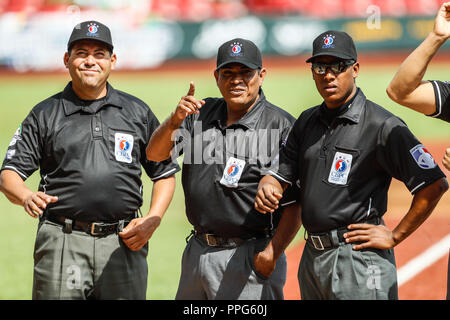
[284,140,450,300]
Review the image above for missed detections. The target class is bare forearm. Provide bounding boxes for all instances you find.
[146,113,183,162]
[146,175,176,220]
[268,202,302,260]
[0,170,32,206]
[147,82,205,162]
[392,178,448,245]
[1,170,58,218]
[388,33,445,98]
[119,176,176,251]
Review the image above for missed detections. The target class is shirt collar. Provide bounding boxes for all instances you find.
[209,89,267,130]
[339,88,365,124]
[319,88,365,125]
[62,82,122,116]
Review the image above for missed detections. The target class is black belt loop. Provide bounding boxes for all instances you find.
[117,220,125,233]
[377,216,383,225]
[330,229,339,247]
[63,218,73,234]
[39,210,47,223]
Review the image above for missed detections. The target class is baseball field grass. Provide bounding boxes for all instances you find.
[0,61,449,299]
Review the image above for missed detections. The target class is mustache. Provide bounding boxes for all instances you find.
[79,65,100,72]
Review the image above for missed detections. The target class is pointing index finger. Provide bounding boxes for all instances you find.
[187,81,195,96]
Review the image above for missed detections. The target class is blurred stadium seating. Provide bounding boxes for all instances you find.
[0,0,447,71]
[0,0,445,20]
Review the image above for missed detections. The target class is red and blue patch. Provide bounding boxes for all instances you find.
[322,35,335,49]
[119,139,130,152]
[232,44,241,54]
[335,159,347,172]
[86,23,100,38]
[230,42,243,56]
[227,164,239,177]
[410,144,437,169]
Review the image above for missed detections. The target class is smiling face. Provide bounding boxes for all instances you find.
[214,63,266,114]
[64,40,116,99]
[311,55,359,109]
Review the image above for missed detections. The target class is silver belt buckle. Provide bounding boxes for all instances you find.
[310,235,324,250]
[205,234,218,246]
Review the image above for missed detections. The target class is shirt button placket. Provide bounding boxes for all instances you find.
[92,114,103,139]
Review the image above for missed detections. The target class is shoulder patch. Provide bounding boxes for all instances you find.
[8,125,22,147]
[409,144,437,169]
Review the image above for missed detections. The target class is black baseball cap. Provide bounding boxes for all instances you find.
[216,38,262,70]
[306,30,357,63]
[67,20,113,52]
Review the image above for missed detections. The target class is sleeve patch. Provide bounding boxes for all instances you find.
[409,144,437,169]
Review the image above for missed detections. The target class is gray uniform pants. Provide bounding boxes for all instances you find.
[298,240,398,300]
[175,236,287,300]
[32,220,148,300]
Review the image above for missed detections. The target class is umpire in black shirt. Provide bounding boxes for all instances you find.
[147,38,302,299]
[0,21,179,299]
[255,30,448,299]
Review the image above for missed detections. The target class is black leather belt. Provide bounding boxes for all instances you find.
[194,232,248,248]
[45,215,133,237]
[307,217,381,251]
[307,228,347,250]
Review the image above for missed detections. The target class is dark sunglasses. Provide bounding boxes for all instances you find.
[311,60,356,75]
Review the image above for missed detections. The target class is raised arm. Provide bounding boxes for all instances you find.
[386,2,450,115]
[146,82,205,161]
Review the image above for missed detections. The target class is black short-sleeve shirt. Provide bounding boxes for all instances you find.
[430,80,450,122]
[173,90,297,238]
[271,89,445,233]
[2,82,180,222]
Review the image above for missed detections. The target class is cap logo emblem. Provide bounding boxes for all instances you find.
[86,23,99,37]
[322,35,335,49]
[230,42,243,56]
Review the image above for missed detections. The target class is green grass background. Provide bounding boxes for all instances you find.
[0,62,449,299]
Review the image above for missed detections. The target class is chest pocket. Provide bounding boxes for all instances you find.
[108,127,139,166]
[216,143,263,191]
[323,145,360,187]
